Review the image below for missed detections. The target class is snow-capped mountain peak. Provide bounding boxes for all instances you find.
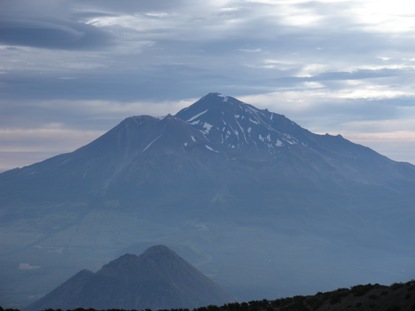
[175,92,305,153]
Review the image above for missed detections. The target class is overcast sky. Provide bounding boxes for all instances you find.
[1,0,415,171]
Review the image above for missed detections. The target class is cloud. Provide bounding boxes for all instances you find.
[18,263,41,270]
[0,18,112,50]
[0,0,112,49]
[0,124,103,171]
[1,0,415,167]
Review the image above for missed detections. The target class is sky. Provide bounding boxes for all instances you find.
[1,0,415,171]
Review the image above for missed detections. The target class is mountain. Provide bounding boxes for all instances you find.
[25,245,233,311]
[2,93,413,214]
[1,93,415,308]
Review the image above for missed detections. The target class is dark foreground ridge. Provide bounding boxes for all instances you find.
[3,280,415,311]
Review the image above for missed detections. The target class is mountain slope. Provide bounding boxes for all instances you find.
[176,92,415,184]
[25,245,233,311]
[1,93,415,308]
[1,93,414,218]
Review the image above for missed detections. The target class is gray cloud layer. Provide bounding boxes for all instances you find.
[1,0,415,170]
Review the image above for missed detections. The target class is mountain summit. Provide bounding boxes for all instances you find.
[1,93,415,308]
[175,92,305,154]
[25,245,233,311]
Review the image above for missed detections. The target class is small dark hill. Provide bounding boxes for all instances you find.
[215,280,415,311]
[24,245,233,311]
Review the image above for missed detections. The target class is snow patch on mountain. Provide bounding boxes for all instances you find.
[205,145,218,153]
[202,123,213,134]
[187,110,208,122]
[143,135,162,152]
[283,134,298,145]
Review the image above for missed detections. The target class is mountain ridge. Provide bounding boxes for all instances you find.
[24,245,233,311]
[3,92,413,189]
